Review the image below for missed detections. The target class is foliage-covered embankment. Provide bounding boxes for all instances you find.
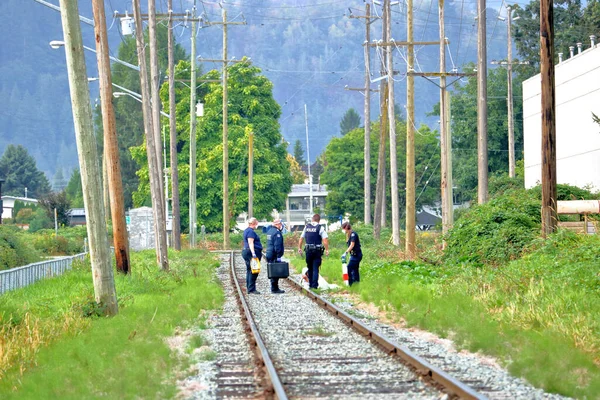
[297,187,600,399]
[0,249,223,398]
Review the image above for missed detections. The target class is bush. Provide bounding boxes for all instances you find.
[29,229,85,256]
[0,226,41,270]
[443,188,541,266]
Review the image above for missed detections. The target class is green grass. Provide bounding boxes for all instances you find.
[0,249,223,399]
[288,223,600,398]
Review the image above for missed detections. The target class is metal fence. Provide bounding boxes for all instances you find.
[0,253,87,295]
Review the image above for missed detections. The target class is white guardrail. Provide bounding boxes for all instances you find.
[0,253,87,295]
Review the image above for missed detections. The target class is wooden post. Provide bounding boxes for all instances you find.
[59,0,117,315]
[222,8,230,250]
[167,0,181,250]
[405,0,416,257]
[540,0,557,236]
[91,0,130,274]
[477,0,489,204]
[364,3,372,225]
[133,0,169,270]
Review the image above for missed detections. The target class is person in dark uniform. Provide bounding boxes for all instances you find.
[341,222,362,286]
[242,217,262,294]
[265,218,285,294]
[297,214,329,289]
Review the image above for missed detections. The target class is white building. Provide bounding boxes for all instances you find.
[1,196,38,220]
[523,40,600,191]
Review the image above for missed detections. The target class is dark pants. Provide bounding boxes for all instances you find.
[242,249,261,292]
[305,251,322,289]
[347,255,362,286]
[265,254,280,291]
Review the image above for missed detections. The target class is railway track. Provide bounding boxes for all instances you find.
[219,251,487,399]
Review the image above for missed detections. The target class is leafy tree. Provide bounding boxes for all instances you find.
[321,120,440,222]
[0,144,50,198]
[512,0,595,74]
[293,140,306,167]
[287,154,307,184]
[65,169,84,208]
[340,108,361,136]
[133,59,292,231]
[431,63,526,202]
[28,208,52,232]
[38,191,70,227]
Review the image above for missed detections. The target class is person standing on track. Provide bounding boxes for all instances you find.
[265,218,285,294]
[242,217,262,295]
[297,213,329,289]
[341,222,362,286]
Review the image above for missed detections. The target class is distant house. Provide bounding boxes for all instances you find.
[234,183,329,232]
[1,196,38,220]
[416,210,441,231]
[66,208,86,226]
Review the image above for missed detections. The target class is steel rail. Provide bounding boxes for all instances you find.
[287,277,488,400]
[229,252,288,400]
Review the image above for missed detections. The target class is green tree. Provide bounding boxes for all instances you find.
[38,191,70,227]
[0,144,50,198]
[95,24,188,208]
[132,59,292,231]
[293,139,306,167]
[321,120,440,221]
[432,63,526,202]
[340,108,361,136]
[65,169,84,208]
[512,0,593,74]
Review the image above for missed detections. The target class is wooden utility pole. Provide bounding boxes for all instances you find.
[59,0,117,315]
[248,130,254,218]
[222,8,230,250]
[364,4,372,226]
[189,1,198,248]
[507,5,516,178]
[477,0,489,204]
[385,0,400,247]
[540,0,557,236]
[133,0,169,270]
[439,0,453,237]
[149,0,166,219]
[91,0,130,274]
[201,10,245,250]
[168,1,181,250]
[349,5,378,225]
[373,3,390,239]
[405,0,416,257]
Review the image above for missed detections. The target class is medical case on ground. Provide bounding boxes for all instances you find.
[267,262,289,279]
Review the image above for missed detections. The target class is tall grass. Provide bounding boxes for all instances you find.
[0,249,223,399]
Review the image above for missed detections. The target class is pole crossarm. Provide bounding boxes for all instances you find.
[491,60,531,66]
[368,40,441,47]
[349,14,380,25]
[197,58,246,64]
[410,72,475,77]
[345,87,380,92]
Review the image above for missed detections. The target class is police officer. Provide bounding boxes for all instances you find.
[342,222,362,286]
[265,218,285,294]
[297,214,329,289]
[242,217,262,294]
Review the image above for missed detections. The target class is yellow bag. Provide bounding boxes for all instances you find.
[251,257,261,274]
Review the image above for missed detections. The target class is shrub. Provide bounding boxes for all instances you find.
[0,226,41,270]
[443,188,540,266]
